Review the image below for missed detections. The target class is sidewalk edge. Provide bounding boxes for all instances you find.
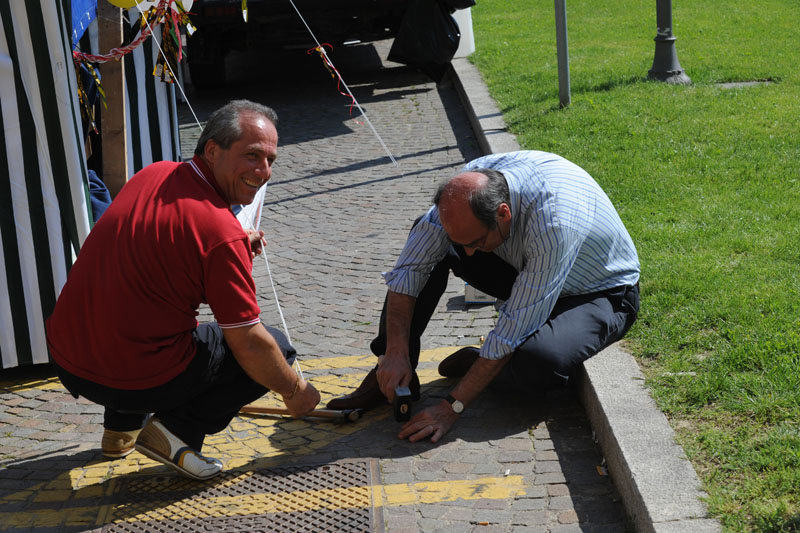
[580,345,720,533]
[448,59,520,155]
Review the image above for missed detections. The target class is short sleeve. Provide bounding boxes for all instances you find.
[204,238,261,328]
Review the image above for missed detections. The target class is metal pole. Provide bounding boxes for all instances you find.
[554,0,571,107]
[648,0,691,84]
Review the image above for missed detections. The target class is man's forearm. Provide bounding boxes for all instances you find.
[384,291,416,360]
[397,353,511,443]
[222,323,298,396]
[449,355,511,408]
[222,322,320,419]
[375,291,417,398]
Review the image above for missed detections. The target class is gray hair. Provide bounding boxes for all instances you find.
[194,100,278,156]
[433,168,509,229]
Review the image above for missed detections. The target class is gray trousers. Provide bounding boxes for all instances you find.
[371,243,639,392]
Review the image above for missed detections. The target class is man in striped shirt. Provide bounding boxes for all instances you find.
[328,151,640,442]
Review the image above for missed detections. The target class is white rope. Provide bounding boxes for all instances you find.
[132,0,400,381]
[241,184,303,380]
[287,0,397,166]
[241,187,292,347]
[132,1,292,345]
[135,1,302,377]
[134,0,203,133]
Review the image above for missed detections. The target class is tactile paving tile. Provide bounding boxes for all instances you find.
[92,460,383,532]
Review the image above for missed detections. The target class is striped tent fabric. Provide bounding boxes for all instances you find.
[0,3,182,370]
[0,1,91,370]
[122,10,182,172]
[82,9,182,174]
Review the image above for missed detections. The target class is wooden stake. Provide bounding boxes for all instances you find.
[97,2,129,198]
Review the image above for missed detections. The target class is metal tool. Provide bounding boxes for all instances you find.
[239,405,363,423]
[393,386,412,422]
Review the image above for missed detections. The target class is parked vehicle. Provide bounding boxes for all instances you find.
[185,0,410,89]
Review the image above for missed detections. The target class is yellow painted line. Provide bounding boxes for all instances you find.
[290,346,475,371]
[0,475,526,528]
[380,475,526,506]
[1,344,486,528]
[2,346,477,499]
[0,376,63,392]
[418,346,476,364]
[301,353,376,370]
[1,347,471,391]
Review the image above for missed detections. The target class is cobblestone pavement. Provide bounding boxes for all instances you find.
[0,42,629,531]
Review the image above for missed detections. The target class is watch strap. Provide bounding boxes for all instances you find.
[445,394,464,413]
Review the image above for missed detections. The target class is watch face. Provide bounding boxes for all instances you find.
[446,394,464,414]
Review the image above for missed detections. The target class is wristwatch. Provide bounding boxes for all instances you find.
[445,394,464,414]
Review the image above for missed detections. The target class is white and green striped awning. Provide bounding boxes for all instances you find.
[0,2,182,369]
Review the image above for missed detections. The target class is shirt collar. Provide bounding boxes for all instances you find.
[189,154,228,205]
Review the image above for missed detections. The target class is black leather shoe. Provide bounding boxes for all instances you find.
[327,366,420,411]
[438,346,480,378]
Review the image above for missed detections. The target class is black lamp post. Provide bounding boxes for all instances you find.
[648,0,691,84]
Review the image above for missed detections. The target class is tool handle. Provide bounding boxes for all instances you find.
[239,405,361,421]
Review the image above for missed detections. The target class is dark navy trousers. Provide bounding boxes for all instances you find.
[54,323,295,450]
[371,244,639,393]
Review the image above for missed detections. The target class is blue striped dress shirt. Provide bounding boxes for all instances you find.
[383,151,640,361]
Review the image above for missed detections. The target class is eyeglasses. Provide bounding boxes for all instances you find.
[447,225,492,251]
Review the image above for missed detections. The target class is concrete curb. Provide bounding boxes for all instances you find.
[448,56,721,532]
[448,58,520,155]
[580,346,720,532]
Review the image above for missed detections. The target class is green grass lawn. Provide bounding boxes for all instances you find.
[468,0,800,530]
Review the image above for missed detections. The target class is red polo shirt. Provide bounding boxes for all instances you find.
[46,156,261,389]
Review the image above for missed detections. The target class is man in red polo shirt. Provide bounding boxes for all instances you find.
[46,100,319,480]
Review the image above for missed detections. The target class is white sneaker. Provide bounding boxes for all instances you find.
[134,418,223,480]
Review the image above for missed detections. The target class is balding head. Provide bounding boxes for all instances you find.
[432,168,512,255]
[433,168,509,230]
[435,172,487,222]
